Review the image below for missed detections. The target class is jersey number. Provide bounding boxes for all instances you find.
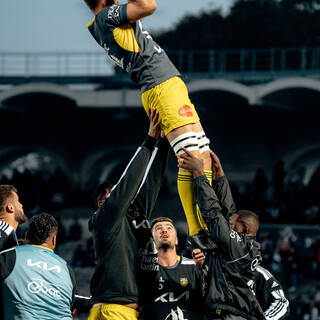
[138,21,164,54]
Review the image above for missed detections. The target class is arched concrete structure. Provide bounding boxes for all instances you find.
[0,83,77,104]
[187,79,257,105]
[257,77,320,100]
[2,77,320,110]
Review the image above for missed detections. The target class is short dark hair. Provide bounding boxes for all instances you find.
[83,0,101,10]
[151,217,175,230]
[83,0,115,10]
[0,185,17,212]
[27,213,58,245]
[237,210,259,235]
[91,182,113,211]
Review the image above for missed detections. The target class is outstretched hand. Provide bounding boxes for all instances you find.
[147,108,161,139]
[210,150,224,179]
[178,147,204,177]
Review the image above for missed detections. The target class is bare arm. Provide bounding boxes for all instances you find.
[126,0,157,23]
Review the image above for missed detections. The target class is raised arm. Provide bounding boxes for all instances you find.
[94,110,161,233]
[126,0,157,23]
[129,134,169,221]
[210,151,236,218]
[178,148,247,259]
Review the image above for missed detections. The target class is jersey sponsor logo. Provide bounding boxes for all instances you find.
[180,277,188,287]
[103,43,128,70]
[27,259,61,273]
[27,278,61,299]
[155,291,190,303]
[140,253,159,272]
[230,230,242,242]
[132,219,150,229]
[165,307,188,320]
[107,5,120,19]
[158,276,165,290]
[250,255,262,271]
[138,21,164,54]
[246,279,256,296]
[178,105,194,117]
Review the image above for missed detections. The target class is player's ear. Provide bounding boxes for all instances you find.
[52,234,57,250]
[6,202,14,214]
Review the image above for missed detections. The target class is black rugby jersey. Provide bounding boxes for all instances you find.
[88,4,180,93]
[142,256,206,320]
[89,136,169,305]
[195,175,265,320]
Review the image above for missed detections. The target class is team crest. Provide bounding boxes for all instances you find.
[180,277,188,287]
[178,105,194,117]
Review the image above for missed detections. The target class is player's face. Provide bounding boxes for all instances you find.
[229,213,239,230]
[233,218,247,234]
[97,188,111,208]
[11,192,27,224]
[152,222,178,250]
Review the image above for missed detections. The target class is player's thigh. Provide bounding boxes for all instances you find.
[141,77,200,136]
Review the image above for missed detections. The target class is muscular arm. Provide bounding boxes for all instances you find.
[126,0,157,23]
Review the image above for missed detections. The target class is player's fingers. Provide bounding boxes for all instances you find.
[178,163,189,169]
[181,147,193,156]
[153,111,160,123]
[178,153,189,160]
[151,108,158,121]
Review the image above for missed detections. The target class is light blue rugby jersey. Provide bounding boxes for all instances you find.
[2,244,73,320]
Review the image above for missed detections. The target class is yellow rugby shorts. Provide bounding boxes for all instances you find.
[88,303,139,320]
[141,77,200,135]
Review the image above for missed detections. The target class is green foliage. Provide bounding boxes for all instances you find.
[154,0,320,49]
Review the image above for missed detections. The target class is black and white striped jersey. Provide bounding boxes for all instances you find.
[0,221,18,252]
[255,266,289,320]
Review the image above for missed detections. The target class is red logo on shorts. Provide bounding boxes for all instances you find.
[178,105,194,117]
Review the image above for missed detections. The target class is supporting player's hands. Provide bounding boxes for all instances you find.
[210,150,224,179]
[178,147,204,178]
[148,108,162,139]
[192,249,205,269]
[71,308,77,319]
